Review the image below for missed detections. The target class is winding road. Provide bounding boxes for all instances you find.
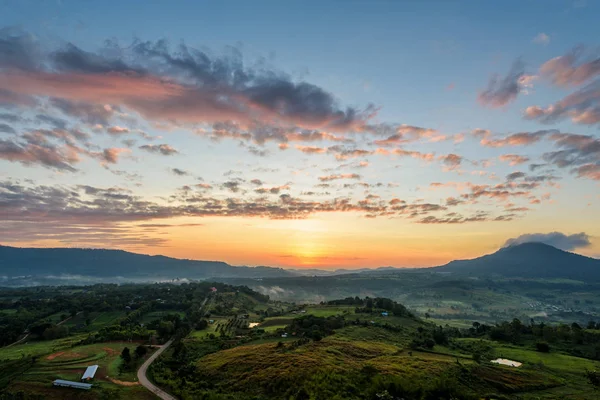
[137,338,177,400]
[137,295,211,399]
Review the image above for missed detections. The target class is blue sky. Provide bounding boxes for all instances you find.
[1,0,599,267]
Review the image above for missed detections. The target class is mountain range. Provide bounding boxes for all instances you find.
[1,242,599,286]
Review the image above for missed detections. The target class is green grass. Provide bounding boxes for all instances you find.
[0,335,88,360]
[302,306,355,317]
[428,318,476,329]
[4,341,154,399]
[189,318,226,339]
[455,338,600,373]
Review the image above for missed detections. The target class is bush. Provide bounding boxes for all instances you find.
[536,342,550,353]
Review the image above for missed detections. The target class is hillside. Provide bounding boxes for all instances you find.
[0,245,296,283]
[434,242,600,281]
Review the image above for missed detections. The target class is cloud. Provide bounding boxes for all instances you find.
[49,98,117,126]
[0,29,376,137]
[170,168,189,176]
[539,47,600,87]
[524,80,600,126]
[35,114,67,129]
[139,143,178,156]
[504,231,591,250]
[478,129,552,147]
[571,163,600,180]
[0,137,80,171]
[418,212,489,224]
[107,126,130,135]
[0,122,16,134]
[96,148,128,164]
[222,180,242,193]
[439,153,462,170]
[506,171,526,181]
[532,33,550,46]
[371,124,439,146]
[541,132,600,180]
[254,184,291,194]
[478,60,529,107]
[318,173,361,182]
[296,145,326,154]
[498,154,530,166]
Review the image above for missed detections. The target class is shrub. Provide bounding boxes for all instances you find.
[535,342,550,353]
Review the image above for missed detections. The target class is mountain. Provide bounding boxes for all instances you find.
[0,245,296,285]
[433,242,600,281]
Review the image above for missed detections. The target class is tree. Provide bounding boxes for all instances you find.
[135,345,148,358]
[536,342,550,353]
[121,347,131,363]
[586,370,600,389]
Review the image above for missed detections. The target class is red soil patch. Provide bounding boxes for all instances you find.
[107,377,140,386]
[46,351,65,360]
[47,351,86,361]
[103,347,119,356]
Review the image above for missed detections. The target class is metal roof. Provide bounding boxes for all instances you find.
[81,365,99,380]
[53,379,92,390]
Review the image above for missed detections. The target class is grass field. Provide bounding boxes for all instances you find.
[0,335,88,360]
[455,338,600,373]
[256,317,294,332]
[302,305,355,317]
[189,318,226,339]
[4,341,156,399]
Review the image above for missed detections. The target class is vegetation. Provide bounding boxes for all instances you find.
[1,282,600,399]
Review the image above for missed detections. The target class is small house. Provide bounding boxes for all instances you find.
[53,379,92,390]
[81,365,98,381]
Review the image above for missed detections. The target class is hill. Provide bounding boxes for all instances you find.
[0,245,296,285]
[434,242,600,281]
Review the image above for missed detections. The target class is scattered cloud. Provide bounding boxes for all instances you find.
[498,154,530,166]
[318,173,361,182]
[539,47,600,87]
[139,143,179,156]
[532,33,550,46]
[170,168,189,176]
[524,80,600,126]
[478,60,529,107]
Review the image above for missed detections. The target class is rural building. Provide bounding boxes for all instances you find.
[53,379,92,390]
[81,365,98,381]
[210,287,218,292]
[381,312,388,317]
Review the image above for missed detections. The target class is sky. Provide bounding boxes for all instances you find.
[0,0,599,268]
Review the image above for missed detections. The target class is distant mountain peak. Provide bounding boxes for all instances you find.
[434,241,600,281]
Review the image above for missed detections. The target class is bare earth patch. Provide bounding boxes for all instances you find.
[108,377,140,386]
[46,351,65,360]
[103,347,119,356]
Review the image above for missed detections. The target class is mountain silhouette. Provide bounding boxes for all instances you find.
[433,242,600,281]
[0,245,295,282]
